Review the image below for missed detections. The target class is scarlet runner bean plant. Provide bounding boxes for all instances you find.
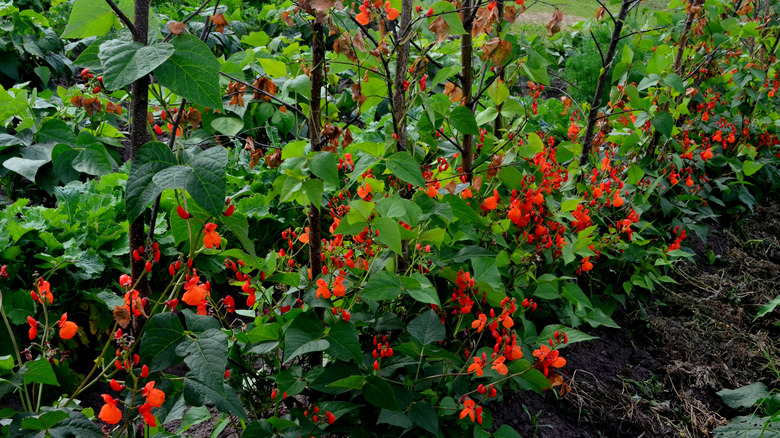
[0,0,779,436]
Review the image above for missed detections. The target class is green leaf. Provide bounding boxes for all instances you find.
[361,270,403,301]
[154,34,223,109]
[153,147,228,217]
[51,145,80,184]
[275,367,306,397]
[38,119,77,147]
[61,0,116,38]
[742,161,763,176]
[494,424,522,438]
[450,106,479,135]
[326,320,362,362]
[177,406,211,434]
[404,274,440,306]
[519,133,545,158]
[42,412,104,438]
[98,40,174,90]
[476,107,498,126]
[374,217,402,254]
[408,402,438,435]
[211,117,244,136]
[718,383,770,409]
[757,295,780,319]
[663,73,685,93]
[626,164,645,185]
[407,309,445,345]
[327,375,365,389]
[364,376,401,411]
[74,34,114,70]
[258,58,287,78]
[21,411,69,430]
[140,312,186,373]
[386,152,425,188]
[72,143,114,176]
[652,112,674,139]
[310,151,339,186]
[378,409,412,428]
[180,328,248,421]
[24,358,59,386]
[303,178,323,208]
[375,193,423,226]
[3,158,48,182]
[221,211,256,259]
[125,142,177,222]
[472,257,503,294]
[283,311,325,364]
[0,355,14,374]
[713,415,780,437]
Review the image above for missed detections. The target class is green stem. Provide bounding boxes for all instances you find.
[0,293,33,411]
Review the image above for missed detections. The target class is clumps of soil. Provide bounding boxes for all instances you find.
[493,199,780,437]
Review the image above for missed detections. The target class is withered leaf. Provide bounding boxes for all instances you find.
[353,30,366,52]
[685,87,699,97]
[265,149,283,168]
[113,306,131,329]
[227,81,247,107]
[210,14,228,33]
[253,77,277,101]
[443,82,463,103]
[429,16,450,43]
[343,128,354,148]
[560,96,572,114]
[472,5,499,36]
[487,154,503,180]
[310,0,334,12]
[445,180,458,195]
[546,10,563,37]
[472,176,483,191]
[169,21,186,35]
[281,11,295,26]
[595,6,606,21]
[333,33,358,63]
[321,123,342,141]
[185,107,202,129]
[351,82,367,104]
[503,6,516,23]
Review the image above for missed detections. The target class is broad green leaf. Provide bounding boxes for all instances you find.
[24,358,59,386]
[375,193,423,226]
[386,152,425,188]
[712,415,780,437]
[403,274,440,306]
[409,402,438,435]
[327,375,365,389]
[74,34,115,70]
[275,367,306,397]
[626,164,645,185]
[125,142,177,222]
[39,412,103,438]
[450,106,479,135]
[3,158,48,182]
[476,107,499,126]
[519,133,544,158]
[140,311,186,373]
[303,178,323,208]
[374,217,402,254]
[180,328,247,420]
[155,34,223,109]
[283,311,324,363]
[310,151,339,186]
[38,119,77,147]
[718,383,770,409]
[258,58,287,78]
[757,295,780,319]
[152,147,228,217]
[652,112,673,139]
[221,211,256,259]
[378,409,412,428]
[177,406,211,434]
[407,309,445,345]
[364,376,401,411]
[98,40,174,90]
[0,355,13,374]
[61,0,115,38]
[472,257,503,295]
[494,425,522,438]
[326,320,362,362]
[211,117,244,136]
[21,411,69,430]
[742,161,763,176]
[72,143,114,176]
[361,271,403,301]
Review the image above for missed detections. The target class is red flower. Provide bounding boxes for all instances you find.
[98,394,122,424]
[356,5,370,25]
[223,295,235,313]
[27,316,38,340]
[182,274,209,307]
[471,313,487,332]
[143,381,166,407]
[203,223,221,249]
[491,355,508,375]
[138,402,156,426]
[0,265,8,279]
[459,398,476,422]
[57,313,78,339]
[385,1,399,20]
[316,279,331,299]
[468,356,484,377]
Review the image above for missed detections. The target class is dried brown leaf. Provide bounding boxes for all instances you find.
[210,14,228,33]
[265,149,283,168]
[429,16,450,43]
[169,21,186,35]
[546,10,563,37]
[113,306,131,329]
[253,77,277,101]
[443,82,463,103]
[503,6,516,23]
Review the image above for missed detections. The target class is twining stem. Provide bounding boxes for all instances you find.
[461,0,475,182]
[0,294,33,411]
[578,0,636,167]
[308,21,324,284]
